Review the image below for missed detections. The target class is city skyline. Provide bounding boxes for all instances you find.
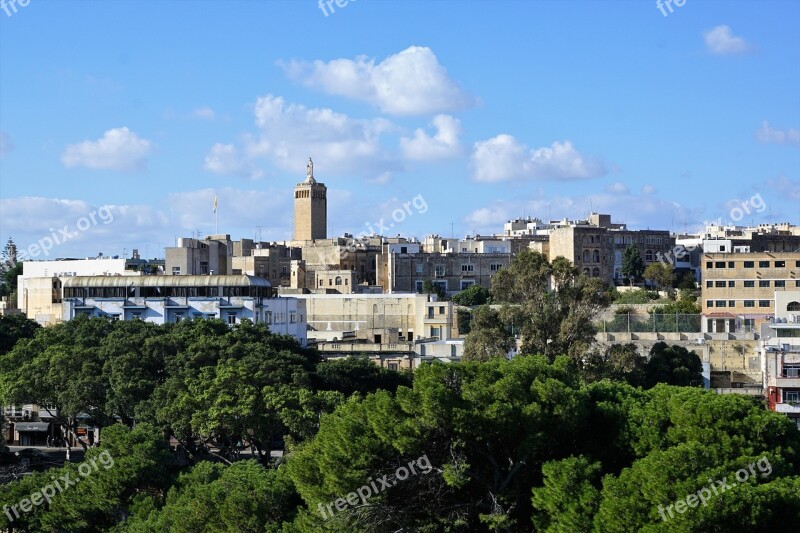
[1,0,799,259]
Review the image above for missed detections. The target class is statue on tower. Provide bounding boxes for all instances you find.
[306,157,314,181]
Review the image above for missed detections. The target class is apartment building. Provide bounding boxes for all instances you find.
[762,291,800,430]
[701,251,800,333]
[293,292,456,344]
[57,275,307,343]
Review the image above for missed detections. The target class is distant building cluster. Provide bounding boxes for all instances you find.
[4,158,800,432]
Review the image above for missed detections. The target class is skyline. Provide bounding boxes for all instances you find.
[1,0,799,259]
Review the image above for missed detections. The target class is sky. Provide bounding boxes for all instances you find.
[1,0,798,260]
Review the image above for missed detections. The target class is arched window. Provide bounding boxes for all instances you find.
[592,249,600,263]
[335,276,342,286]
[583,250,590,263]
[592,267,600,278]
[583,268,590,275]
[788,301,800,311]
[645,250,654,262]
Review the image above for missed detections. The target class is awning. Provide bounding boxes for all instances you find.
[16,422,50,432]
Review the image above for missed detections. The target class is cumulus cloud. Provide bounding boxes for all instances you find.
[203,143,263,180]
[280,46,475,115]
[0,131,12,157]
[766,176,800,201]
[0,196,169,259]
[703,25,750,55]
[464,191,691,235]
[191,106,216,120]
[240,94,398,176]
[605,182,629,194]
[471,135,608,182]
[400,114,462,160]
[61,127,152,171]
[755,121,800,147]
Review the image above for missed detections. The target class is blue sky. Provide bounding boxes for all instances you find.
[1,0,798,259]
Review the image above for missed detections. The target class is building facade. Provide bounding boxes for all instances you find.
[762,291,800,430]
[701,252,800,333]
[59,275,307,343]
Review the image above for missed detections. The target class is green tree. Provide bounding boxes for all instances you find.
[421,279,447,300]
[0,312,39,354]
[643,342,703,388]
[532,456,601,532]
[487,250,610,360]
[452,285,491,306]
[462,305,514,361]
[621,245,644,286]
[643,261,675,296]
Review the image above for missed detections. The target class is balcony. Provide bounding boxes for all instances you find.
[776,377,800,388]
[775,402,800,414]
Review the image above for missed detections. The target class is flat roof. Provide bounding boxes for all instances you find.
[63,275,271,288]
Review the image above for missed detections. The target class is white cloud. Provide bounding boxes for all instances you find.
[280,46,474,116]
[203,143,263,180]
[191,106,216,120]
[642,185,657,195]
[61,127,152,171]
[464,191,691,235]
[755,121,800,147]
[241,94,398,176]
[605,182,629,194]
[471,135,607,182]
[767,176,800,201]
[703,25,750,55]
[400,114,462,161]
[0,196,169,259]
[0,131,12,157]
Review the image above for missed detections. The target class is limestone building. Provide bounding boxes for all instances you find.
[294,158,327,241]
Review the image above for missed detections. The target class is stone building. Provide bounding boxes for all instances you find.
[293,158,327,241]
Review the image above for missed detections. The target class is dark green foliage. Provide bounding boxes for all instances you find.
[420,279,446,300]
[0,313,39,355]
[621,245,644,286]
[451,285,491,306]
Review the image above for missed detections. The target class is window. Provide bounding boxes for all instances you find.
[199,262,209,274]
[706,281,713,288]
[788,302,800,311]
[783,365,800,378]
[289,312,296,323]
[715,300,726,307]
[729,300,735,307]
[593,250,601,263]
[759,280,770,288]
[461,264,474,273]
[592,267,601,278]
[744,261,754,268]
[415,281,424,292]
[744,300,755,308]
[759,260,769,268]
[172,267,181,275]
[645,249,654,262]
[584,250,591,263]
[430,327,441,339]
[435,265,445,277]
[490,264,503,272]
[744,280,755,288]
[460,280,475,290]
[388,363,399,372]
[715,262,725,268]
[715,281,726,288]
[400,247,408,254]
[265,311,272,324]
[759,300,770,308]
[451,344,457,357]
[796,261,800,268]
[416,264,424,273]
[719,246,726,252]
[785,391,800,403]
[728,261,734,268]
[428,307,434,319]
[707,301,714,308]
[796,281,800,287]
[775,280,785,288]
[335,276,342,286]
[706,261,713,269]
[775,261,785,268]
[439,306,445,315]
[227,313,237,325]
[728,281,735,287]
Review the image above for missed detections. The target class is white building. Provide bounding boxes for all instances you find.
[761,290,800,430]
[59,275,307,344]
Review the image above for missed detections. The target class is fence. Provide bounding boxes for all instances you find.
[599,314,702,333]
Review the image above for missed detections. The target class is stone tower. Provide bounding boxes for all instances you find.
[293,158,327,241]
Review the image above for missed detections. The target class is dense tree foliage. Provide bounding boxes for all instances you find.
[471,251,610,360]
[1,317,798,532]
[0,313,39,355]
[621,245,644,286]
[451,285,491,306]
